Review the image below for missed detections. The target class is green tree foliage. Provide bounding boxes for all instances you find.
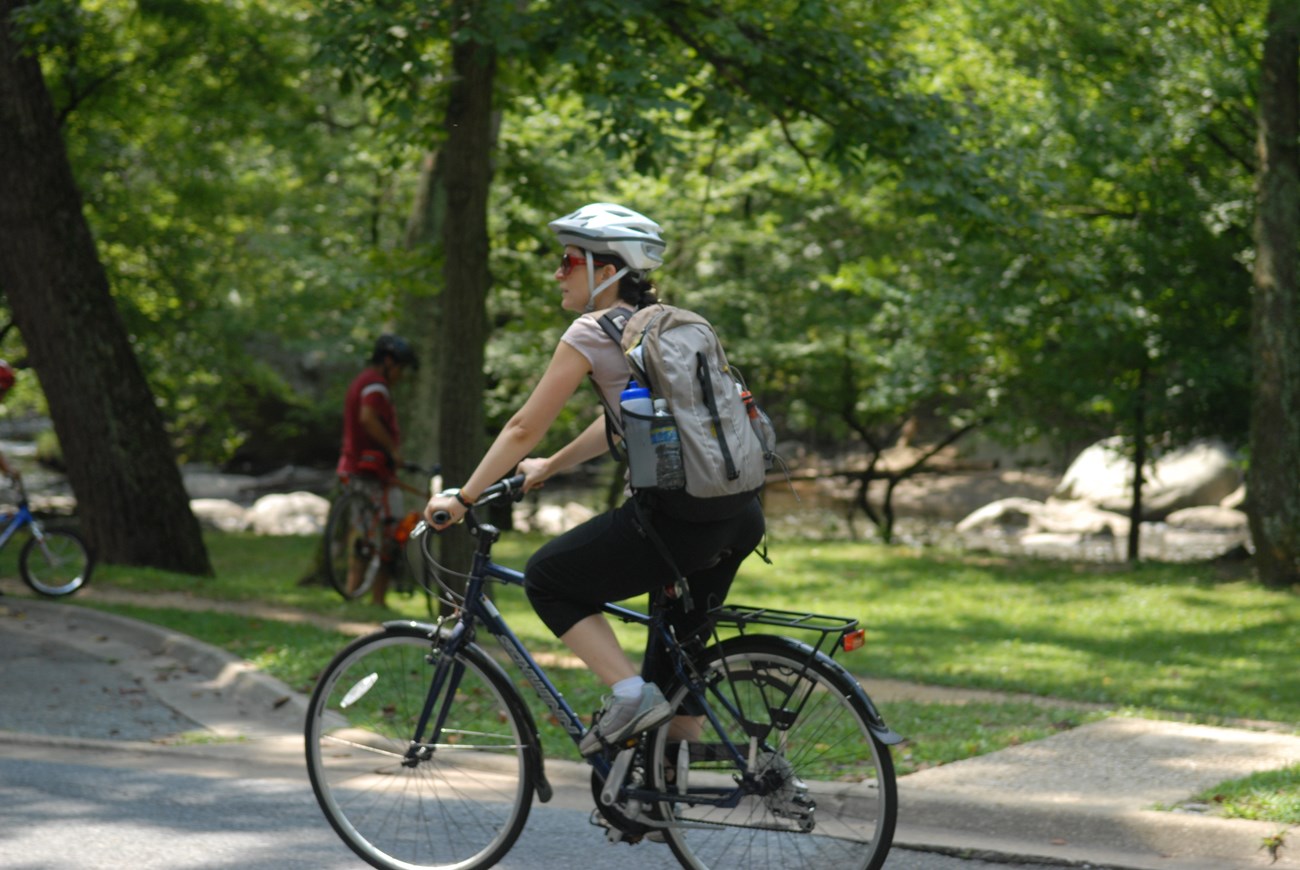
[958,0,1258,454]
[2,0,212,574]
[310,0,993,549]
[11,0,423,466]
[9,0,1289,575]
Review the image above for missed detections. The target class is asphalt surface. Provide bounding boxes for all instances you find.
[1,593,1298,870]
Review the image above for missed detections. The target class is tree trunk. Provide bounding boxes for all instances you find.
[435,0,497,607]
[1248,0,1300,589]
[0,0,211,575]
[401,150,446,468]
[1126,365,1147,563]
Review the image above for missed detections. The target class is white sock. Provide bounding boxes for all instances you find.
[612,676,645,699]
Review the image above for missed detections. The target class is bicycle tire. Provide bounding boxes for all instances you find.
[305,626,537,870]
[19,526,93,597]
[646,634,898,870]
[324,490,383,600]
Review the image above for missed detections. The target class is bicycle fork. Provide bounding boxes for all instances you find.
[402,626,467,766]
[26,523,61,565]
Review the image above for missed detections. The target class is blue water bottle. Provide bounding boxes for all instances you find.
[619,381,656,488]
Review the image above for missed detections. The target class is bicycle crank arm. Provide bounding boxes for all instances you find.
[600,747,637,807]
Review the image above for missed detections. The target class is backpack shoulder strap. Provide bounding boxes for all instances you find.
[592,307,636,463]
[596,307,634,346]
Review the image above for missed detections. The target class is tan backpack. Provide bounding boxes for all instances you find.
[598,305,775,507]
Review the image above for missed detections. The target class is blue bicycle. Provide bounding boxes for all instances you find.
[304,475,901,870]
[0,476,93,597]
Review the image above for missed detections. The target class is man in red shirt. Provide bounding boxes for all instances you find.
[337,335,419,605]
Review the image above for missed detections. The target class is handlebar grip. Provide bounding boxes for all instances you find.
[431,510,452,526]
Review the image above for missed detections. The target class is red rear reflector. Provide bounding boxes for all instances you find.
[841,629,866,651]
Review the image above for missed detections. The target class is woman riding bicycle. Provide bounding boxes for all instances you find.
[425,203,765,755]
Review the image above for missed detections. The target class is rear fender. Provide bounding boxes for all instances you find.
[708,633,905,746]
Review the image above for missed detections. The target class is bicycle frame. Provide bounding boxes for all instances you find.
[0,502,34,551]
[404,503,889,803]
[408,520,623,780]
[307,477,903,870]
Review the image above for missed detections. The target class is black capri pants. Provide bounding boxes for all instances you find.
[524,495,765,643]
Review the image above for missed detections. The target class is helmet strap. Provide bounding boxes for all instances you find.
[584,251,630,312]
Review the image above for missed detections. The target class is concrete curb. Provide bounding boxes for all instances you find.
[8,598,312,739]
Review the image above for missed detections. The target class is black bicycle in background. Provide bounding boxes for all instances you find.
[305,475,901,870]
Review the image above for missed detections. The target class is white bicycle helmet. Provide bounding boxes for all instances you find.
[549,203,666,311]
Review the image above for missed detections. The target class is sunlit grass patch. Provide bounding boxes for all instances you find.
[1184,764,1300,824]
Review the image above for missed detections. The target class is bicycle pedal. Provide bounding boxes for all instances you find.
[590,810,644,845]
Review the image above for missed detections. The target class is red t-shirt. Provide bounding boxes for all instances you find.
[337,368,400,480]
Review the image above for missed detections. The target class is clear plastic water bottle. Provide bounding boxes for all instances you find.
[620,381,657,488]
[651,398,686,490]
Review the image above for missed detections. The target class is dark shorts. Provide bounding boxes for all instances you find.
[523,495,765,639]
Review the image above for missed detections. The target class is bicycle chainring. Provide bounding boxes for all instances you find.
[589,763,651,843]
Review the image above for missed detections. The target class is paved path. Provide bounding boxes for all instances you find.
[2,589,1298,869]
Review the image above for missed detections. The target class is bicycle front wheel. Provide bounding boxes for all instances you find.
[305,626,537,870]
[19,526,93,597]
[324,490,383,600]
[647,634,898,870]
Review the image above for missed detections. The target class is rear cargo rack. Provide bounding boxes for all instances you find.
[709,604,861,658]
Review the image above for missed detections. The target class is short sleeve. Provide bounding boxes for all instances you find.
[561,313,632,411]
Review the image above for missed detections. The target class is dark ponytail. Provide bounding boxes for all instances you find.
[619,273,659,309]
[595,252,658,309]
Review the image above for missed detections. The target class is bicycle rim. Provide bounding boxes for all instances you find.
[305,630,535,870]
[647,635,897,870]
[325,491,381,600]
[19,528,91,597]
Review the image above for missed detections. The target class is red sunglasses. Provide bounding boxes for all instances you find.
[558,251,608,278]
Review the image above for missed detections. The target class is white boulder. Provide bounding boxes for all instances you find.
[955,497,1043,532]
[190,498,249,533]
[514,502,597,536]
[1165,505,1249,531]
[957,497,1130,537]
[1221,485,1246,510]
[246,491,330,536]
[1054,437,1241,519]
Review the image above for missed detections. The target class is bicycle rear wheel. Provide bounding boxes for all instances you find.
[324,490,383,600]
[19,526,93,597]
[647,634,898,870]
[305,626,537,870]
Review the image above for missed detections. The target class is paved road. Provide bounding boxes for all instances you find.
[3,595,1298,869]
[0,598,1066,870]
[0,738,1069,870]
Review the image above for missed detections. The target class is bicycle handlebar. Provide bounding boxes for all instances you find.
[419,474,527,532]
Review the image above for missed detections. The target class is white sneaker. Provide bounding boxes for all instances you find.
[579,684,673,755]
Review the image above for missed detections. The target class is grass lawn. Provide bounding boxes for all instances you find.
[1186,763,1300,823]
[12,527,1298,801]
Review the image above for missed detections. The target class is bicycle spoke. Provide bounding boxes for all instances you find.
[648,636,898,870]
[19,527,91,597]
[305,629,536,870]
